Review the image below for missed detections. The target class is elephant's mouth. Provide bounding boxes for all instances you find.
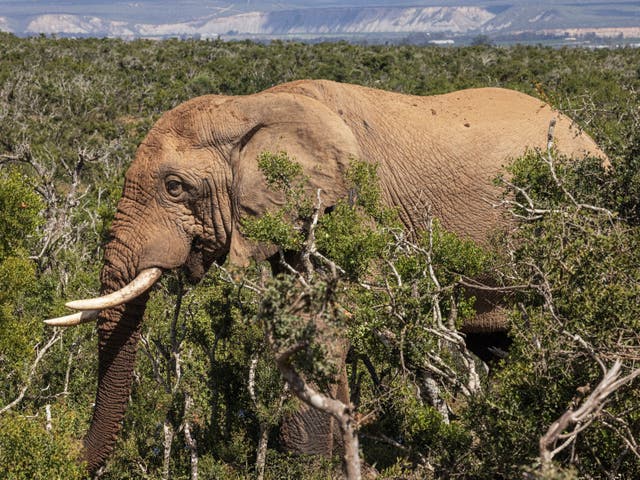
[183,238,226,284]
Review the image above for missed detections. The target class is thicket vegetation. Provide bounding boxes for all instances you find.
[1,33,639,478]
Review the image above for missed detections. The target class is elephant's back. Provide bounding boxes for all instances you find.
[421,86,605,161]
[265,80,605,243]
[271,80,603,160]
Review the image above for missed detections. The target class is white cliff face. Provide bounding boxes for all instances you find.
[286,7,495,34]
[20,7,496,38]
[137,11,270,36]
[25,14,135,36]
[8,3,637,40]
[138,7,495,36]
[0,16,14,33]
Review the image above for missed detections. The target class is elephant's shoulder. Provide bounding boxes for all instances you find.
[264,79,382,104]
[264,79,345,103]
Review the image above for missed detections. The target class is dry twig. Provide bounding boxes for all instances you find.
[539,360,640,465]
[0,329,62,415]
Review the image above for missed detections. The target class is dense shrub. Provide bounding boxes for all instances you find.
[1,33,639,478]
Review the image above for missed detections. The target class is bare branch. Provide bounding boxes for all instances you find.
[249,354,289,480]
[140,334,170,394]
[162,420,173,480]
[601,411,640,461]
[539,360,640,465]
[361,432,433,470]
[45,404,52,432]
[183,393,199,480]
[562,331,606,374]
[248,355,260,407]
[300,188,323,276]
[0,329,62,414]
[544,119,615,221]
[278,248,309,288]
[458,276,530,293]
[211,263,263,294]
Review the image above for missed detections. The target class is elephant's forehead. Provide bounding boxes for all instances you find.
[137,130,187,159]
[125,156,159,185]
[126,138,170,181]
[132,134,218,179]
[152,95,231,139]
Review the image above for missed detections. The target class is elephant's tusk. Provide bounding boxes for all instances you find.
[44,309,100,327]
[65,267,163,311]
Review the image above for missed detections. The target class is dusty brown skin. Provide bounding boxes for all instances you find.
[80,80,605,472]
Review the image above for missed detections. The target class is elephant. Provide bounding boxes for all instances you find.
[46,79,606,473]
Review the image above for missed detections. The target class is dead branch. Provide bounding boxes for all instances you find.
[544,119,615,221]
[162,420,173,480]
[45,404,52,432]
[373,215,484,405]
[562,331,606,373]
[140,334,170,394]
[183,393,198,480]
[0,329,62,414]
[248,356,269,480]
[300,189,323,277]
[539,360,640,465]
[601,410,640,461]
[360,432,433,471]
[458,276,530,293]
[212,263,262,294]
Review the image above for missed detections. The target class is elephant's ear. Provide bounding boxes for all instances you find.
[227,92,362,265]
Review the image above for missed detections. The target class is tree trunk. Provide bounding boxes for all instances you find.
[255,422,269,480]
[162,418,173,480]
[183,394,198,480]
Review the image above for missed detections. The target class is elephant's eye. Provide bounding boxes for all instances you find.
[165,176,184,198]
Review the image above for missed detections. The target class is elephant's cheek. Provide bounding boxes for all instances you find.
[138,229,191,272]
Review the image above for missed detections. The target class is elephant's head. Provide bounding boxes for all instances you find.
[47,91,361,473]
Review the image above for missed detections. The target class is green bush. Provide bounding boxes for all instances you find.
[466,146,640,478]
[0,408,85,480]
[1,33,639,478]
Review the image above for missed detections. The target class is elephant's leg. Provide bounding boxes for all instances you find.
[280,399,336,455]
[279,341,351,456]
[266,252,353,456]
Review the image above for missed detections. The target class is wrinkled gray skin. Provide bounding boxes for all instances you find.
[82,80,605,473]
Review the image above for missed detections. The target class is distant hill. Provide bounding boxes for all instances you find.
[0,1,638,44]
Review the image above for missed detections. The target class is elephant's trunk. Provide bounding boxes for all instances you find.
[82,237,155,473]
